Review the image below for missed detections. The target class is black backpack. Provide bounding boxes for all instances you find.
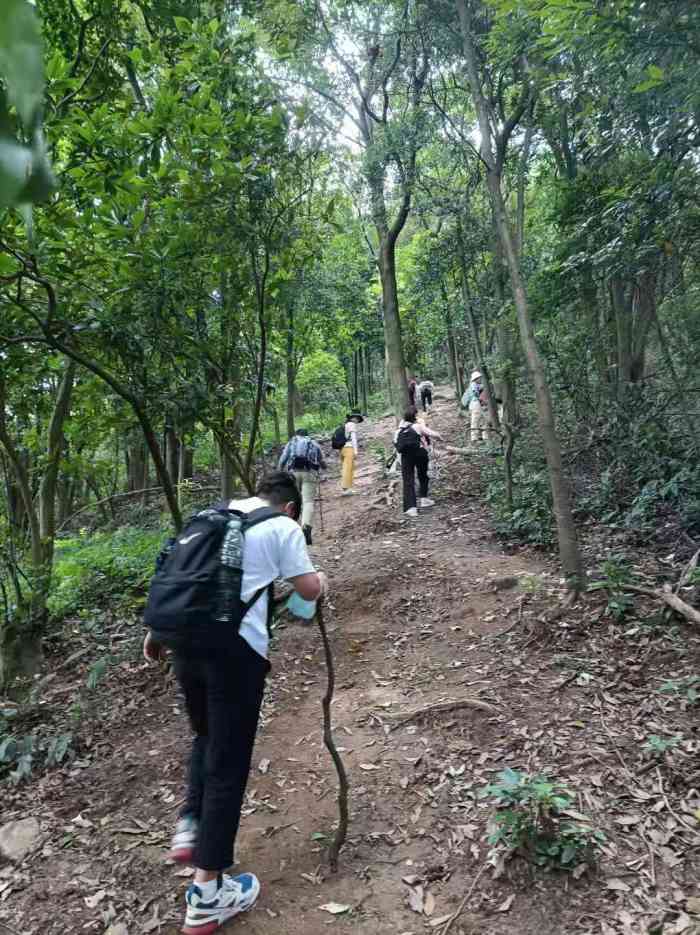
[144,505,279,651]
[331,425,347,450]
[395,425,422,454]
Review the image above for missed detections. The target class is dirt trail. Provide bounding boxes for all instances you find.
[3,389,699,935]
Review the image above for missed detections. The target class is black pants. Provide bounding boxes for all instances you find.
[421,388,432,411]
[172,637,269,871]
[401,447,429,511]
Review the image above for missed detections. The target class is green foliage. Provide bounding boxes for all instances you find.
[48,528,162,619]
[0,0,55,212]
[486,465,554,547]
[481,769,605,871]
[659,675,700,706]
[296,350,347,412]
[0,710,73,783]
[643,734,682,757]
[588,556,636,620]
[86,655,112,691]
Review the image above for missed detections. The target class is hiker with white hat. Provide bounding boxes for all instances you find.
[462,370,488,445]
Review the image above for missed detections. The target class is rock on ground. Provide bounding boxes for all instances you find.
[0,817,42,862]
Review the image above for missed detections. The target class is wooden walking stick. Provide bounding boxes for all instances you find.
[317,475,325,534]
[316,599,349,871]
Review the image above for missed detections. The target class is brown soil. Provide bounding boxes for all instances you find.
[2,390,699,935]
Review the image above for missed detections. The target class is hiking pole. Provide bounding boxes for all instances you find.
[317,475,325,534]
[316,599,348,872]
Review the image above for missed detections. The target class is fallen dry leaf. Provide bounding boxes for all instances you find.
[407,885,425,913]
[84,889,106,909]
[606,878,631,893]
[319,902,351,915]
[496,894,515,912]
[258,758,271,774]
[359,763,381,771]
[423,890,436,916]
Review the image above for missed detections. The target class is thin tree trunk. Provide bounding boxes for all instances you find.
[457,0,583,591]
[491,176,582,588]
[457,225,501,434]
[286,304,296,438]
[38,361,77,570]
[165,424,180,497]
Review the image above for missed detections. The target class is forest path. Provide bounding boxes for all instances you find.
[4,389,699,935]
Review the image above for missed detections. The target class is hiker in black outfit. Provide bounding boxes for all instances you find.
[393,408,443,517]
[143,473,327,934]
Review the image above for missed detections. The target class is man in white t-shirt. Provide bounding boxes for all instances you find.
[144,473,326,934]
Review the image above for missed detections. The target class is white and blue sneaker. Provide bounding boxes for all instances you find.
[182,873,260,935]
[169,815,198,864]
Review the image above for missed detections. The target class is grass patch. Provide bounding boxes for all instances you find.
[49,527,163,619]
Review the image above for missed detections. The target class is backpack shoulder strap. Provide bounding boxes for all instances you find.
[243,506,282,529]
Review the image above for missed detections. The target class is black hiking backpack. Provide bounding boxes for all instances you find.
[395,425,422,454]
[144,504,279,651]
[331,425,347,450]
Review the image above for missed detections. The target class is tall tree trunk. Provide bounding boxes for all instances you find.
[378,239,409,419]
[457,225,501,434]
[286,304,296,438]
[361,346,369,413]
[178,442,194,485]
[221,446,236,501]
[457,0,582,591]
[442,281,465,402]
[610,276,633,396]
[165,424,180,499]
[0,362,76,687]
[38,361,76,570]
[631,268,657,382]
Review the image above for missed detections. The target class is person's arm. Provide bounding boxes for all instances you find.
[279,524,329,601]
[289,570,327,601]
[314,441,327,471]
[417,423,443,441]
[350,426,358,455]
[278,441,290,471]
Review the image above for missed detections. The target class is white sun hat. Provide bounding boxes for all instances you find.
[470,370,482,381]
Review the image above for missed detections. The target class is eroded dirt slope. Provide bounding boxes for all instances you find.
[2,390,699,935]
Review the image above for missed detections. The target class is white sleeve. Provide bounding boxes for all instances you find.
[277,523,316,579]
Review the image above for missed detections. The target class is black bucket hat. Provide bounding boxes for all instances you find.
[346,410,365,423]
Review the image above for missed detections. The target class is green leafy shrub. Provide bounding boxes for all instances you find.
[643,734,682,757]
[486,466,554,547]
[480,768,605,871]
[659,675,699,705]
[588,555,636,619]
[0,711,73,784]
[297,350,348,411]
[49,527,163,619]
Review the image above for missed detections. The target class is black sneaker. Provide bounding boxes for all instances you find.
[302,525,312,545]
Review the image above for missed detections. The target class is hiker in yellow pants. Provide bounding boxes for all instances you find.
[341,411,363,495]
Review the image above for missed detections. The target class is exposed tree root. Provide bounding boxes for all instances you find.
[384,697,499,731]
